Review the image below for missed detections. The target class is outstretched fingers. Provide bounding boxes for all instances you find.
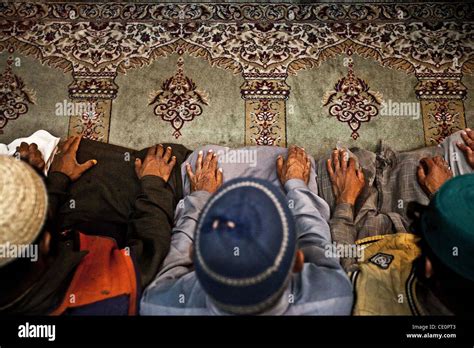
[186,162,195,182]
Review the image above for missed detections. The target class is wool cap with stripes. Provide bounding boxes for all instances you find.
[194,178,296,314]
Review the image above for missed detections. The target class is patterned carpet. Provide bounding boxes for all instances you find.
[1,1,473,155]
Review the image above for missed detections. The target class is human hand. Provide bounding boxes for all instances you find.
[456,128,474,169]
[49,136,97,181]
[276,145,311,186]
[327,149,365,205]
[135,144,177,182]
[15,142,45,172]
[186,149,223,194]
[417,156,453,197]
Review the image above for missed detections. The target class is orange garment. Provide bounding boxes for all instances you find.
[50,232,138,315]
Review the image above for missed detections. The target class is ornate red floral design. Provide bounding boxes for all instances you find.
[428,101,459,144]
[0,55,35,133]
[250,99,282,146]
[323,51,383,139]
[1,2,472,145]
[149,56,209,138]
[72,100,106,141]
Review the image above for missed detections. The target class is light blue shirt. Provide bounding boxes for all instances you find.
[140,179,353,315]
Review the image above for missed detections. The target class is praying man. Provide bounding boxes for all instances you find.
[140,146,353,315]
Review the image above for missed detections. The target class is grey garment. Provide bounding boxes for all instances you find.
[181,145,319,195]
[440,130,474,177]
[319,131,473,271]
[140,179,353,315]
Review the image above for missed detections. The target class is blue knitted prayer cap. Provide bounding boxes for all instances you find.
[194,178,296,314]
[421,174,474,282]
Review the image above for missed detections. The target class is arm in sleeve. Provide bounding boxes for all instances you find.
[285,178,354,274]
[150,190,211,283]
[45,172,71,226]
[127,175,176,288]
[329,203,359,272]
[285,179,333,264]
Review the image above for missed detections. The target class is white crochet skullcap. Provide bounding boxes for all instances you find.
[0,155,48,267]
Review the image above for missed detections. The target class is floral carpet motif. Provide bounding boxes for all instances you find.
[149,53,209,139]
[323,50,383,140]
[0,52,35,134]
[0,2,472,145]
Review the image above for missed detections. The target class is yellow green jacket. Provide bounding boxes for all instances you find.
[350,232,428,315]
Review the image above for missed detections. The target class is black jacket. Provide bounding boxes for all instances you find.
[0,140,191,314]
